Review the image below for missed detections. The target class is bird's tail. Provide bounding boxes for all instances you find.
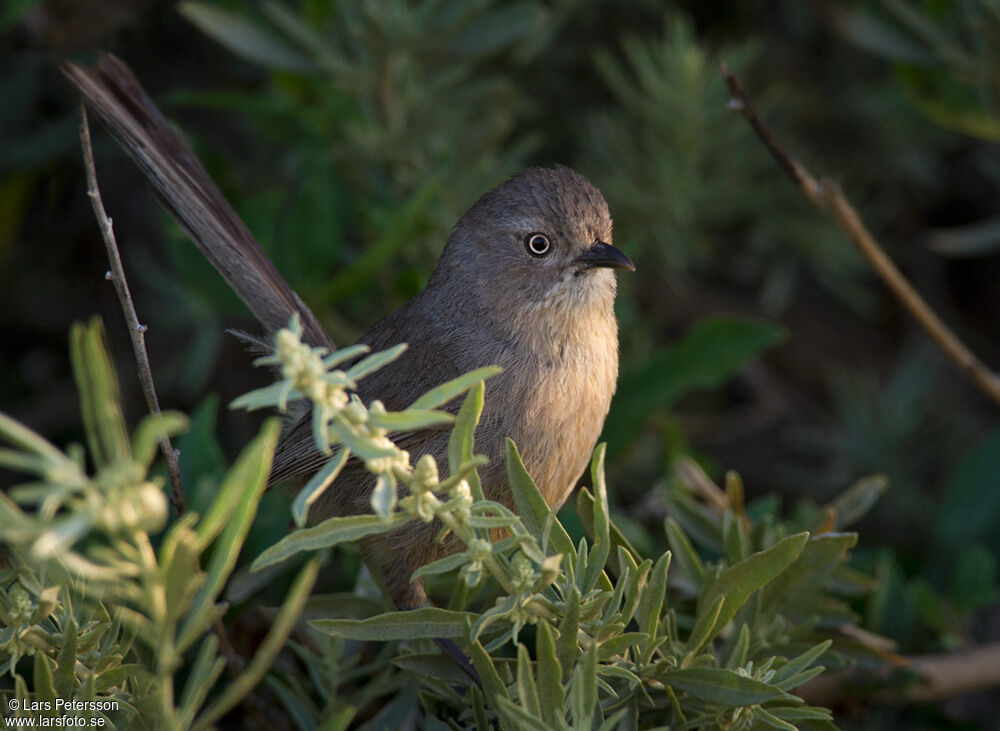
[62,52,334,351]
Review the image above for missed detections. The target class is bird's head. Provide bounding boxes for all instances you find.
[432,166,633,335]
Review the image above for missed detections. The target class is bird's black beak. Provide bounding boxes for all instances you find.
[574,242,635,272]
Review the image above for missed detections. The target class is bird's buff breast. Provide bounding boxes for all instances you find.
[506,305,619,510]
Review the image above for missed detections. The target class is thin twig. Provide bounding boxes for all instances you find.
[719,61,1000,408]
[78,104,249,678]
[77,104,186,514]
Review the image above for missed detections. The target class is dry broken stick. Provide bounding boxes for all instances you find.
[77,104,186,516]
[719,61,1000,409]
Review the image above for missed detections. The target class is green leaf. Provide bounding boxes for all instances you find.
[367,409,452,432]
[516,643,542,718]
[310,607,476,640]
[536,623,565,728]
[506,439,575,559]
[0,411,66,462]
[763,533,857,612]
[32,653,55,707]
[666,517,705,588]
[291,449,350,527]
[449,380,486,501]
[179,420,280,651]
[569,642,598,729]
[576,487,638,576]
[391,652,474,686]
[556,586,581,680]
[345,344,408,380]
[753,706,798,731]
[410,366,503,411]
[192,556,320,731]
[689,532,809,656]
[252,511,411,571]
[771,640,832,690]
[54,615,77,697]
[470,640,511,722]
[603,316,786,455]
[831,475,888,529]
[662,666,787,706]
[70,318,130,470]
[410,552,469,582]
[495,698,550,731]
[582,444,611,593]
[178,634,225,728]
[369,473,397,520]
[636,551,671,660]
[179,2,316,71]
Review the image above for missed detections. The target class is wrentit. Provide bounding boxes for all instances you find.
[64,54,634,608]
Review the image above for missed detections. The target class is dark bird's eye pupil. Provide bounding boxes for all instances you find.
[526,233,550,257]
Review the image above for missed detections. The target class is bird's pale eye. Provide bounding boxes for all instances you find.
[525,232,551,257]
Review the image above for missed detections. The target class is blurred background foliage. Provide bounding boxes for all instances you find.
[1,0,999,728]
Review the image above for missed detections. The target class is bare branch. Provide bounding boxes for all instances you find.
[77,103,186,515]
[719,61,1000,408]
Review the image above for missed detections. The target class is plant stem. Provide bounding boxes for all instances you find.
[718,61,1000,409]
[75,104,188,512]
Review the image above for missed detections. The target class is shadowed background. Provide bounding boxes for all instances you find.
[2,1,999,727]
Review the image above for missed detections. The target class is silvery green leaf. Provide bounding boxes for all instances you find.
[0,412,65,461]
[569,642,597,729]
[507,439,576,560]
[582,444,610,593]
[495,698,550,731]
[636,552,671,663]
[370,473,397,521]
[230,381,301,412]
[367,409,453,432]
[332,422,399,460]
[661,666,789,707]
[666,517,706,587]
[310,607,475,640]
[252,512,411,572]
[409,366,503,411]
[471,595,516,642]
[193,557,320,730]
[516,643,542,718]
[832,475,888,529]
[345,344,408,380]
[535,622,566,728]
[391,652,475,686]
[179,421,279,652]
[410,552,468,582]
[684,594,725,661]
[770,640,832,690]
[467,515,518,529]
[322,344,370,369]
[292,449,350,527]
[312,404,331,455]
[448,381,485,500]
[31,513,90,558]
[689,532,809,657]
[177,634,223,729]
[320,372,356,388]
[0,449,52,476]
[724,623,751,669]
[469,640,510,707]
[534,553,562,592]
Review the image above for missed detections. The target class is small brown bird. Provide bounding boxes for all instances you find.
[64,55,634,608]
